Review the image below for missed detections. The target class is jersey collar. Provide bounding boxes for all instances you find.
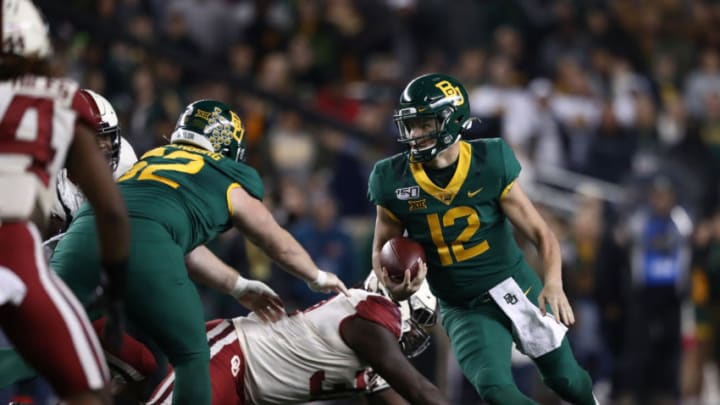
[410,141,471,206]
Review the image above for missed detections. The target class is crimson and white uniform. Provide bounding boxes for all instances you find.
[51,136,137,223]
[148,289,401,405]
[0,76,110,396]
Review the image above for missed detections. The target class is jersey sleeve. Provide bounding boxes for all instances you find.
[367,162,385,206]
[240,167,264,200]
[223,161,264,200]
[70,89,98,130]
[353,295,402,339]
[498,138,521,188]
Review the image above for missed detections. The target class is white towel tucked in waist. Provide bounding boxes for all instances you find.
[489,277,567,358]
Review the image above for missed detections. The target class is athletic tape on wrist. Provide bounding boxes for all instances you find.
[313,270,327,286]
[231,276,249,298]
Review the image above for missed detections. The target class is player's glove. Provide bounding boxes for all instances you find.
[87,258,128,352]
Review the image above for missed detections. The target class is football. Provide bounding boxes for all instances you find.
[379,236,426,282]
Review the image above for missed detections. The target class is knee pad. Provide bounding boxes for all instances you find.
[478,384,536,405]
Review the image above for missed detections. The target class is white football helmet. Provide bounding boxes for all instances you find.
[79,89,121,170]
[2,0,51,59]
[364,273,438,358]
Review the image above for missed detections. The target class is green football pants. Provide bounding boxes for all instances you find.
[440,268,595,405]
[0,350,37,389]
[51,216,211,405]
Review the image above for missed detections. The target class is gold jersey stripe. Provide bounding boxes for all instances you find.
[500,179,517,200]
[382,206,401,223]
[226,183,241,215]
[409,141,472,206]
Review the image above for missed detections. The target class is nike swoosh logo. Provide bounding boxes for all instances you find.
[467,187,483,197]
[524,287,532,296]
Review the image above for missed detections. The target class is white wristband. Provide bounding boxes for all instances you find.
[230,276,249,299]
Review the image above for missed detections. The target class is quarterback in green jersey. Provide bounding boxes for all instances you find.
[0,100,348,405]
[368,74,597,405]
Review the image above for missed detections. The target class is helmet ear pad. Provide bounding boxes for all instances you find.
[394,73,470,162]
[170,99,246,161]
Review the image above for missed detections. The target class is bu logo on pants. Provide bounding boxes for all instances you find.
[503,293,518,305]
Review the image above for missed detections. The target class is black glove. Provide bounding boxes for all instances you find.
[87,258,127,352]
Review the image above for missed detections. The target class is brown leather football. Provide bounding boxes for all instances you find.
[379,236,425,282]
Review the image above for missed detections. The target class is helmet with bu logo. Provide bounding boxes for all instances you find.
[170,99,247,162]
[394,73,472,163]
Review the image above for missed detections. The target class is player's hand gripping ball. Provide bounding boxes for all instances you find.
[379,236,426,283]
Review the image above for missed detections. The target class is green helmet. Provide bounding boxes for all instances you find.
[394,73,471,163]
[170,100,247,161]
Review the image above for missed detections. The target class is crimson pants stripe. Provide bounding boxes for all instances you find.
[27,223,108,388]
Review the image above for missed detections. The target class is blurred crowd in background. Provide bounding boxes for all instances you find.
[11,0,720,404]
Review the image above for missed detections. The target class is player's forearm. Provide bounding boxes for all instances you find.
[536,228,563,286]
[366,389,410,405]
[70,122,130,262]
[185,245,237,294]
[348,318,448,405]
[94,205,130,262]
[80,165,130,263]
[371,206,405,274]
[260,227,319,282]
[386,375,447,405]
[236,200,321,283]
[371,248,383,277]
[405,383,448,405]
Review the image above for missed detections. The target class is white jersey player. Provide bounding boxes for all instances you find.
[50,89,137,226]
[147,278,446,405]
[0,1,130,404]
